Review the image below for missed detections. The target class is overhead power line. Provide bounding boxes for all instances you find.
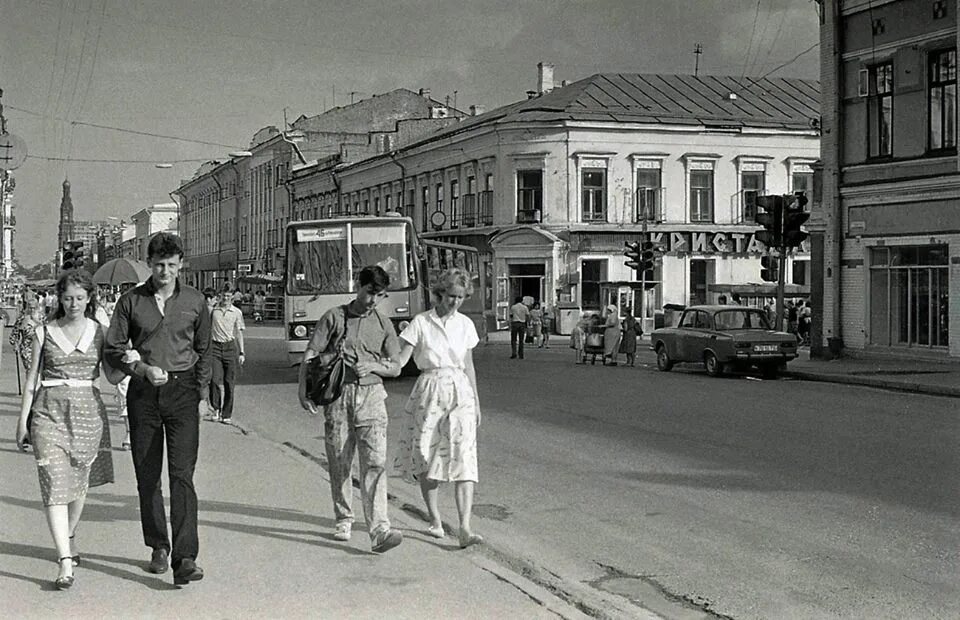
[27,154,215,164]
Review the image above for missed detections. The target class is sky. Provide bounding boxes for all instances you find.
[0,0,821,266]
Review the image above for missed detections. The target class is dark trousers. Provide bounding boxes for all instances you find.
[210,340,240,419]
[127,368,201,567]
[510,321,527,358]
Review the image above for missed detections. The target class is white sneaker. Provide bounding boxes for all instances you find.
[334,522,352,541]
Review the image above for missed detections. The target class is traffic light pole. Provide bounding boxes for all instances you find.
[776,248,787,332]
[640,202,648,323]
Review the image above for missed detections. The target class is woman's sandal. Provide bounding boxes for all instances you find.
[458,532,484,549]
[426,524,445,539]
[55,557,74,590]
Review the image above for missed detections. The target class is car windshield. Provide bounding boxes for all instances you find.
[713,309,771,330]
[286,222,414,295]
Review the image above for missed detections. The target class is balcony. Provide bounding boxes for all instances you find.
[730,189,765,224]
[635,188,665,223]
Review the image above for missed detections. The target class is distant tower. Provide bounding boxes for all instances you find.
[58,177,74,249]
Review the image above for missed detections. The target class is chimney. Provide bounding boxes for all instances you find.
[418,88,431,99]
[537,62,555,94]
[469,104,486,116]
[526,90,538,99]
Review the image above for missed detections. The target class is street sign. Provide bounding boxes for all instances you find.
[0,133,27,170]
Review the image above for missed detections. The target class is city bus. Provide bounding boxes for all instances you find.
[284,215,482,365]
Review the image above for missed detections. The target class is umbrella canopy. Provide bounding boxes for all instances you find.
[93,258,152,286]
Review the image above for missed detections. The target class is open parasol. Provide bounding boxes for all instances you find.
[93,258,152,286]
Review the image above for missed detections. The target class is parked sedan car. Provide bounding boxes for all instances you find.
[650,305,798,378]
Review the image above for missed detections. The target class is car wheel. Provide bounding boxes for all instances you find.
[704,351,724,377]
[656,344,673,372]
[760,364,779,380]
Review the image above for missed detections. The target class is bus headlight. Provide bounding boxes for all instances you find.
[293,324,308,338]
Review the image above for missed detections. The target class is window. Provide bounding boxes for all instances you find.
[636,168,661,222]
[436,183,444,216]
[689,170,714,222]
[868,62,894,157]
[792,172,814,196]
[580,259,607,310]
[384,194,391,212]
[869,245,949,348]
[422,186,430,230]
[374,196,380,214]
[792,260,808,286]
[450,179,459,226]
[741,170,764,221]
[516,170,543,222]
[929,49,957,151]
[581,168,606,221]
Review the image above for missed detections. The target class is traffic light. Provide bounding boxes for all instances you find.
[61,240,85,270]
[623,241,642,271]
[782,192,810,249]
[760,255,779,282]
[754,195,783,249]
[640,240,657,281]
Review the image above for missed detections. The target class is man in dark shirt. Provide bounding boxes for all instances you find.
[105,233,211,586]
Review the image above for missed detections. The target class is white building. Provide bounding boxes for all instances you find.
[292,68,821,331]
[131,203,178,262]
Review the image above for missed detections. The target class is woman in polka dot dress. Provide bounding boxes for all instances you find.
[16,270,121,590]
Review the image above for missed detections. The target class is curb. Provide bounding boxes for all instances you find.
[782,370,960,398]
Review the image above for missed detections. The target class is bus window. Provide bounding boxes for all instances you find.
[351,223,412,290]
[287,225,349,295]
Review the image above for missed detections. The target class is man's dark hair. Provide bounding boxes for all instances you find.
[202,287,216,299]
[358,265,390,292]
[221,283,233,294]
[515,296,523,304]
[147,232,184,260]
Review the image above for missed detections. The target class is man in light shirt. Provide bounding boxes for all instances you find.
[209,284,245,424]
[509,296,530,359]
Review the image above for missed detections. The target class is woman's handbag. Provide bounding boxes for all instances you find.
[305,306,348,406]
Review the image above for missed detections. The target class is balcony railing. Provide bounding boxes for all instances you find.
[635,188,665,223]
[517,208,542,224]
[730,189,766,224]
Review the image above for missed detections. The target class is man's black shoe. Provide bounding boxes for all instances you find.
[173,559,204,585]
[148,548,169,574]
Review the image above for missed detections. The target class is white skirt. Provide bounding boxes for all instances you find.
[394,367,479,483]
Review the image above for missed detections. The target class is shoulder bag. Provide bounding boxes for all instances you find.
[306,305,348,406]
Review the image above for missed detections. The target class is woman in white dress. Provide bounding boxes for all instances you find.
[393,268,484,548]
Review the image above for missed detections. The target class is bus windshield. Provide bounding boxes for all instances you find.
[286,221,414,295]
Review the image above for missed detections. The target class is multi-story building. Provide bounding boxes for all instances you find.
[292,66,820,332]
[71,219,112,271]
[819,0,958,358]
[178,89,464,286]
[131,203,178,262]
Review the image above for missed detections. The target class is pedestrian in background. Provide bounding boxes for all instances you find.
[208,284,245,425]
[570,316,587,364]
[540,305,552,348]
[620,312,639,367]
[105,232,211,586]
[202,288,221,420]
[509,296,529,359]
[394,267,484,548]
[101,292,132,451]
[16,269,120,590]
[529,302,544,348]
[297,265,404,553]
[602,304,621,366]
[253,289,266,323]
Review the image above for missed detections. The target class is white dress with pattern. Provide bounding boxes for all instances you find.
[394,310,480,483]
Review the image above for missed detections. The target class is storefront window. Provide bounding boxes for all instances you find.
[870,245,949,348]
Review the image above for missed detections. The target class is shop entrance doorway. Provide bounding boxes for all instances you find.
[508,263,545,305]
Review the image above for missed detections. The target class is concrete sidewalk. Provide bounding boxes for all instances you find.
[0,361,581,618]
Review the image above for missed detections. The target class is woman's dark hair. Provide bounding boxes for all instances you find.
[51,269,99,322]
[147,232,184,260]
[202,287,216,299]
[358,265,390,292]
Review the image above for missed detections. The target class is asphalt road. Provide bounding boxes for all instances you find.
[234,335,960,620]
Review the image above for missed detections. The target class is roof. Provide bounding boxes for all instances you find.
[467,73,819,131]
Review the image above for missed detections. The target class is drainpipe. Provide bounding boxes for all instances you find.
[388,150,406,216]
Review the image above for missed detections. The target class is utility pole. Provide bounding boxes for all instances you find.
[694,43,703,77]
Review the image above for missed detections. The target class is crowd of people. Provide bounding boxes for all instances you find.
[12,232,485,590]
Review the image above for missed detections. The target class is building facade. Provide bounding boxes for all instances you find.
[292,71,820,332]
[131,203,178,262]
[819,0,959,358]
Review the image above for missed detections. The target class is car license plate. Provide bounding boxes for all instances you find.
[754,344,778,352]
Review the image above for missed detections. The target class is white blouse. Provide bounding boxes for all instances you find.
[400,309,479,371]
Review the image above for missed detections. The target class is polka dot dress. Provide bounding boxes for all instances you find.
[31,321,114,506]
